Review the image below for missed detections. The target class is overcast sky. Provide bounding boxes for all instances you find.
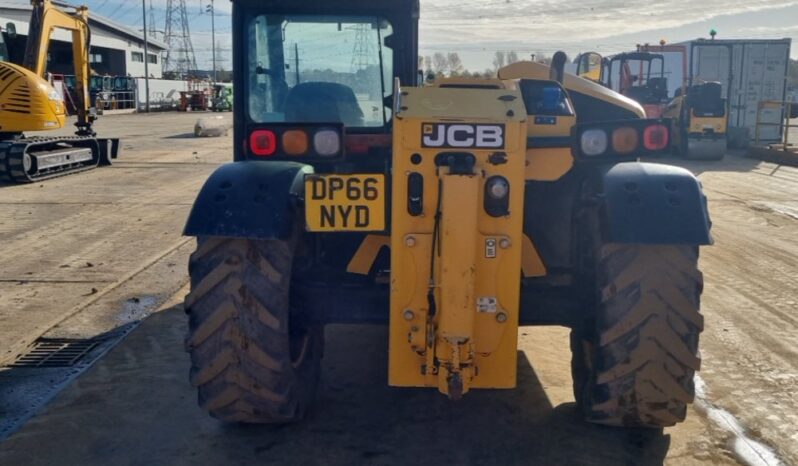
[15,0,798,70]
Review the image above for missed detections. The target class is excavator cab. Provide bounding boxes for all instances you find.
[603,52,669,117]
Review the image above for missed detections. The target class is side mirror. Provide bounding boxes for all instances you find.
[5,22,16,39]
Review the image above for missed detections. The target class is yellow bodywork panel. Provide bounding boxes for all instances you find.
[389,86,527,397]
[0,62,65,132]
[526,147,573,181]
[525,114,575,181]
[689,113,727,135]
[499,61,646,119]
[347,235,390,274]
[431,77,506,89]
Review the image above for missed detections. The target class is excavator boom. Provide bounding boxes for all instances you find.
[24,0,93,133]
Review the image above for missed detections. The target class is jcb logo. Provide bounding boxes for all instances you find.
[422,123,505,149]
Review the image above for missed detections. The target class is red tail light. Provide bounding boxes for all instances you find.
[643,124,669,151]
[250,130,277,157]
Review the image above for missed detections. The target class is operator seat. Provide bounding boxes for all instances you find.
[284,82,365,127]
[647,77,669,101]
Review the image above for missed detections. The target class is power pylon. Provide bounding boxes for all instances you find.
[350,24,376,73]
[148,0,157,40]
[163,0,197,75]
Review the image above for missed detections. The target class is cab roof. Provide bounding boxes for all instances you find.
[609,52,664,62]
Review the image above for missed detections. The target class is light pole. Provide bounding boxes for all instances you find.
[207,0,216,83]
[141,0,150,112]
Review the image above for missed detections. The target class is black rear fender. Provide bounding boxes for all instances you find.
[587,162,712,245]
[184,161,313,240]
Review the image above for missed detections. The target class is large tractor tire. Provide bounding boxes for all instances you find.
[571,244,704,428]
[184,237,321,423]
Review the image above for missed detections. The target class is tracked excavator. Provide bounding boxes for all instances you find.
[0,0,118,183]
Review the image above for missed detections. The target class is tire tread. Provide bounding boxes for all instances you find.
[185,237,319,423]
[576,245,703,428]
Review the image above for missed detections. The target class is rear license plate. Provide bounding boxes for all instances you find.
[305,174,386,232]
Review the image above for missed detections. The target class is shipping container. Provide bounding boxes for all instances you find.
[676,38,792,145]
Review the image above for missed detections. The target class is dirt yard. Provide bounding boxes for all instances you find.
[0,112,796,465]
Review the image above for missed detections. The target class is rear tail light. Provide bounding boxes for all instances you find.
[573,119,671,159]
[580,129,609,157]
[247,125,344,159]
[250,130,277,157]
[611,127,638,155]
[314,129,342,157]
[643,124,669,151]
[282,130,309,155]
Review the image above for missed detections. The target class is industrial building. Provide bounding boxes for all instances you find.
[0,1,166,78]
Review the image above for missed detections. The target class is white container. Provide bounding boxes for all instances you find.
[677,38,792,144]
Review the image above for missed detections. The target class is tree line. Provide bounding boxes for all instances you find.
[419,51,553,79]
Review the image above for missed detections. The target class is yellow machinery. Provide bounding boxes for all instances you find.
[183,0,712,429]
[580,43,728,160]
[663,81,728,160]
[0,0,118,183]
[573,52,603,82]
[389,87,528,396]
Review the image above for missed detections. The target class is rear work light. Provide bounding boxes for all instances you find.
[250,130,277,157]
[643,124,669,151]
[580,129,609,157]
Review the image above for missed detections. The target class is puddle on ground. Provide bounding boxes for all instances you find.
[694,375,784,466]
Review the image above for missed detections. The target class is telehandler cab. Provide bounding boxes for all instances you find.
[184,0,712,428]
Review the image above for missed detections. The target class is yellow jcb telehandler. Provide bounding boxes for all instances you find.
[182,0,712,428]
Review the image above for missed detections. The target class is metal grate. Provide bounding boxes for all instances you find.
[8,338,101,368]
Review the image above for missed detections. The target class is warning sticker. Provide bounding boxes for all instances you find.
[477,297,498,313]
[485,238,497,258]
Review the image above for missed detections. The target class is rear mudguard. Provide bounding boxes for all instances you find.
[184,161,313,239]
[587,162,713,245]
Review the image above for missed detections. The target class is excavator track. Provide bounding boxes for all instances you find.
[0,136,102,183]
